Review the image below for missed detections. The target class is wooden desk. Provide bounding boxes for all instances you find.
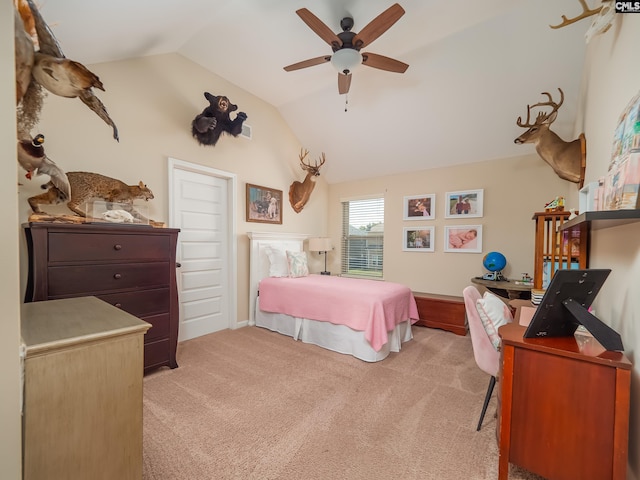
[497,323,631,480]
[471,277,532,300]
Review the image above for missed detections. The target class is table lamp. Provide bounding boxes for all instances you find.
[308,237,332,275]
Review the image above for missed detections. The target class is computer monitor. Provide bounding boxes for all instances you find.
[523,269,623,351]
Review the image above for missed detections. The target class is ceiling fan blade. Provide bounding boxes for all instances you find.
[352,3,405,49]
[296,8,342,49]
[338,73,352,95]
[284,55,331,72]
[362,52,409,73]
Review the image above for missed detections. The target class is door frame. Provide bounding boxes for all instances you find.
[167,157,238,331]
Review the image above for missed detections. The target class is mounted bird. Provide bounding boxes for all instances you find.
[17,134,71,201]
[21,0,119,142]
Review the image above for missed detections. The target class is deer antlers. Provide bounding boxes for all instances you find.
[550,0,604,29]
[516,88,564,128]
[299,148,326,172]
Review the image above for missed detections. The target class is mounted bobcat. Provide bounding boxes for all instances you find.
[28,171,154,222]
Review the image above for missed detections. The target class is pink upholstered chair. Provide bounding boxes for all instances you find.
[463,285,511,431]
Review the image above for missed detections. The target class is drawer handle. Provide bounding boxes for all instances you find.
[114,273,122,279]
[114,244,122,251]
[114,303,122,308]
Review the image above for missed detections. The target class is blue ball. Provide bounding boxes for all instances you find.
[483,252,506,272]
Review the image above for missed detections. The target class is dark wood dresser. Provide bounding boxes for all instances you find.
[413,292,467,335]
[24,222,180,373]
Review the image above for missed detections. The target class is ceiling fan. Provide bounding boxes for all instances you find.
[283,3,409,95]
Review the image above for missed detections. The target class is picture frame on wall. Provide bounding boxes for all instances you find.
[444,225,483,253]
[444,189,484,218]
[403,226,435,252]
[246,183,283,224]
[403,194,436,220]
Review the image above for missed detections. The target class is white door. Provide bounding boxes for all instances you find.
[169,158,237,342]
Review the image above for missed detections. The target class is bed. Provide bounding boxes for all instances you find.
[248,232,419,362]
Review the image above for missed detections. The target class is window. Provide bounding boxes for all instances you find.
[341,197,384,278]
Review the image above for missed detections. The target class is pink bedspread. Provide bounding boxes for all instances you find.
[258,275,419,351]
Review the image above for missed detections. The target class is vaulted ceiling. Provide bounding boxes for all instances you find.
[30,0,592,183]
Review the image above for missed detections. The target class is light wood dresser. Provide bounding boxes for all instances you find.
[23,222,180,373]
[21,296,150,480]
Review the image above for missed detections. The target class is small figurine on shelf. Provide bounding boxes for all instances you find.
[568,208,578,220]
[544,196,565,212]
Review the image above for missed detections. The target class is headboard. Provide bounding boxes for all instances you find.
[247,232,309,325]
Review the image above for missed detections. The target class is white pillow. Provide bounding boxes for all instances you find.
[265,246,289,277]
[475,292,513,350]
[286,250,309,278]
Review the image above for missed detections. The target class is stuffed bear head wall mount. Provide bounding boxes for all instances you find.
[191,92,248,146]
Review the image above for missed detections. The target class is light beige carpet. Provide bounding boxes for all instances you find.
[143,325,544,480]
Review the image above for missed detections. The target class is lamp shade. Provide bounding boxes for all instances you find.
[330,48,362,74]
[309,237,332,252]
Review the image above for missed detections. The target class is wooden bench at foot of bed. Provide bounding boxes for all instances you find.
[413,292,467,336]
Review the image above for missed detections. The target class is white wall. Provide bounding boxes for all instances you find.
[1,1,24,478]
[577,13,640,480]
[328,154,573,294]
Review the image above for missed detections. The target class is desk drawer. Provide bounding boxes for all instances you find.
[48,263,169,296]
[48,232,170,263]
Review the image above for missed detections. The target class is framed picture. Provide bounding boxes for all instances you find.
[246,183,283,224]
[444,189,484,218]
[403,226,435,252]
[403,194,435,220]
[444,225,483,253]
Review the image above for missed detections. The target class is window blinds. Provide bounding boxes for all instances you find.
[341,197,384,278]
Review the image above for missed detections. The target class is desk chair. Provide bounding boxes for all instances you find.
[463,285,512,431]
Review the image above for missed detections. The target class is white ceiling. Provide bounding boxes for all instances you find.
[33,0,592,184]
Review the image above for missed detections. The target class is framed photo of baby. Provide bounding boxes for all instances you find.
[444,225,483,253]
[246,183,283,224]
[444,189,483,218]
[403,227,435,252]
[403,194,435,220]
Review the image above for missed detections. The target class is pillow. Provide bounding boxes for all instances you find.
[265,246,289,277]
[475,292,513,350]
[286,250,309,278]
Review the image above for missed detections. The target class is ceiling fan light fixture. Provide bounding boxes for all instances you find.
[331,48,362,75]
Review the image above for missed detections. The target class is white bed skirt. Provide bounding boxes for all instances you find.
[255,298,413,362]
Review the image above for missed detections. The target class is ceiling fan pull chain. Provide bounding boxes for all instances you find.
[344,94,349,112]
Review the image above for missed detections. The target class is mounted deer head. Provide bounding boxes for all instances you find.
[288,148,326,213]
[514,88,585,186]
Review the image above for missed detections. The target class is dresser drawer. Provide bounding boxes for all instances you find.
[141,313,170,342]
[144,338,172,372]
[48,263,169,296]
[96,288,170,317]
[48,232,170,263]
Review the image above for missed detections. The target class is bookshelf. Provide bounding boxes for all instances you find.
[532,211,588,289]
